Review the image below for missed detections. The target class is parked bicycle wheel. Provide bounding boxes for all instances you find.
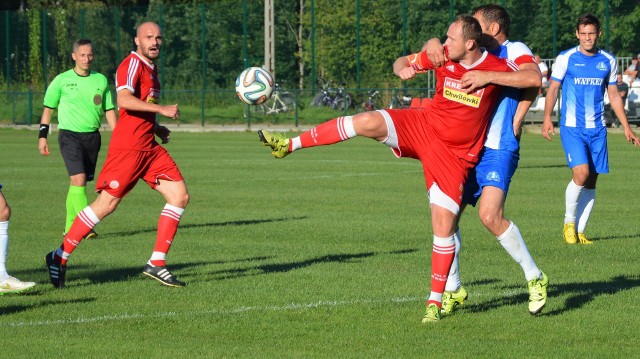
[332,95,352,111]
[311,92,326,106]
[280,94,295,112]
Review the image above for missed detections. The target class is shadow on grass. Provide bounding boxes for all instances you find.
[102,216,308,238]
[0,297,96,316]
[69,256,274,287]
[462,274,640,316]
[55,248,417,286]
[208,248,419,280]
[587,232,640,242]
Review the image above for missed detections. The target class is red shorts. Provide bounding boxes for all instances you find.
[96,146,184,198]
[385,109,476,207]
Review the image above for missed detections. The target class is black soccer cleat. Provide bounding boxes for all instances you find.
[45,251,66,288]
[142,264,185,287]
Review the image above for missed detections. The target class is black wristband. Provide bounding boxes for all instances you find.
[38,124,50,138]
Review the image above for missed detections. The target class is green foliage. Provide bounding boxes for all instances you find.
[3,0,640,92]
[27,7,42,87]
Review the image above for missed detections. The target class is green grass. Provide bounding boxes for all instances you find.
[1,128,639,358]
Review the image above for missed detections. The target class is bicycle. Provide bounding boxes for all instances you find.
[388,89,413,109]
[259,83,296,115]
[358,89,379,112]
[310,79,353,111]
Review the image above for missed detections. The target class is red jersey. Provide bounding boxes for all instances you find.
[408,50,519,162]
[112,52,161,151]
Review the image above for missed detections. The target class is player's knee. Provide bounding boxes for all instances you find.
[478,207,502,232]
[168,191,189,208]
[178,192,190,208]
[572,169,590,185]
[353,112,386,139]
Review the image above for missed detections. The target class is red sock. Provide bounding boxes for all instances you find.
[297,117,356,149]
[149,204,184,267]
[427,235,456,307]
[60,207,100,265]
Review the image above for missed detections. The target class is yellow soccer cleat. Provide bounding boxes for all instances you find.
[442,286,468,316]
[528,272,548,315]
[258,130,291,159]
[577,233,593,245]
[421,303,442,323]
[563,223,578,244]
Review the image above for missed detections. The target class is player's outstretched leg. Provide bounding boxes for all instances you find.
[259,115,372,159]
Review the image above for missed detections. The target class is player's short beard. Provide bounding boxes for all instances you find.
[142,46,160,61]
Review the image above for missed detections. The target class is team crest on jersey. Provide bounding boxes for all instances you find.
[93,94,102,105]
[486,171,500,182]
[443,77,484,108]
[447,65,455,72]
[596,61,608,71]
[109,180,120,189]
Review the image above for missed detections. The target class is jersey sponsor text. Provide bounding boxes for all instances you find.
[573,77,604,86]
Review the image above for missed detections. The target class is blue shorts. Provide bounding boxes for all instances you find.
[463,148,519,207]
[560,126,609,174]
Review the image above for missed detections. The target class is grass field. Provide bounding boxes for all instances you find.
[1,127,639,358]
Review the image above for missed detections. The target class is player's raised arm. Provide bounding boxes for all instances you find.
[460,62,541,94]
[422,38,447,67]
[393,54,418,81]
[394,51,434,81]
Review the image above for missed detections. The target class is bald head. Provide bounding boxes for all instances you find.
[137,22,160,38]
[135,22,163,63]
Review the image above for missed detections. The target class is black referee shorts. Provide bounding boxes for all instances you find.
[58,129,101,181]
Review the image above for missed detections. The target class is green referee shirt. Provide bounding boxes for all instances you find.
[43,69,115,132]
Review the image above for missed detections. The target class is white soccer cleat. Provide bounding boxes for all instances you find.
[0,276,37,295]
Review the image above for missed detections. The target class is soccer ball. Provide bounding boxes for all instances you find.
[235,67,274,105]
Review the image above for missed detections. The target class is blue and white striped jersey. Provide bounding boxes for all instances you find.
[550,46,617,128]
[485,40,535,151]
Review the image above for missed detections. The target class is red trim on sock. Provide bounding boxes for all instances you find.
[61,212,95,257]
[430,244,455,295]
[298,117,351,148]
[152,209,182,263]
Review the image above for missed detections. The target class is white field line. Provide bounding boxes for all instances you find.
[0,290,520,328]
[1,295,423,328]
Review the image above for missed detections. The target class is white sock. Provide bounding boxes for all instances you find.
[290,137,301,151]
[564,180,583,224]
[444,229,462,292]
[0,221,10,280]
[148,252,166,266]
[576,188,595,234]
[497,221,541,282]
